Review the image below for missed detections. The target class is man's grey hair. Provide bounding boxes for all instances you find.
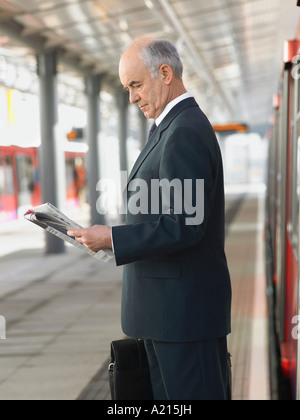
[141,40,184,80]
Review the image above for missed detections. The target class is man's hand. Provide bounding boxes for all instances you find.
[67,225,112,253]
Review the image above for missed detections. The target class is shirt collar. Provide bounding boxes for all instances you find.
[155,92,193,127]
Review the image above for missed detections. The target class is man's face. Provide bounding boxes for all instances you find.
[119,54,168,120]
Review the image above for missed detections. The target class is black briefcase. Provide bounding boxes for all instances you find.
[108,339,154,400]
[108,339,233,401]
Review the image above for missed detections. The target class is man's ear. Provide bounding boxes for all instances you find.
[159,64,173,85]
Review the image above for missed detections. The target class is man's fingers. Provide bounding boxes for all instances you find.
[67,229,82,238]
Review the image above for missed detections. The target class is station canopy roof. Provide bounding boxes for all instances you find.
[0,0,299,133]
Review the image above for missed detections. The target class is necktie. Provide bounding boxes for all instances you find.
[148,123,157,141]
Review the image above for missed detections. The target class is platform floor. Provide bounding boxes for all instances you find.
[0,190,270,400]
[226,191,270,400]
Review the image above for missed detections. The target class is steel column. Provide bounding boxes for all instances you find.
[37,50,65,254]
[116,91,129,224]
[117,91,129,174]
[85,75,105,226]
[139,111,148,149]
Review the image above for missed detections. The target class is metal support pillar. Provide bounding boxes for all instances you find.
[139,111,148,149]
[85,75,105,226]
[37,50,65,254]
[116,91,129,224]
[117,91,129,174]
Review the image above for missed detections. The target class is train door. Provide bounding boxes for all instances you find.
[296,119,300,399]
[65,154,86,207]
[276,64,291,343]
[0,153,17,221]
[295,66,300,400]
[268,96,280,262]
[287,58,300,396]
[15,155,35,210]
[296,102,300,399]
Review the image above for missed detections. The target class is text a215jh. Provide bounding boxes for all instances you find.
[107,405,192,418]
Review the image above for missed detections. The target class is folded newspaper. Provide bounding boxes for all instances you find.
[24,203,114,263]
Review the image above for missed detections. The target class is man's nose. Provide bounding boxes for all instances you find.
[129,90,140,104]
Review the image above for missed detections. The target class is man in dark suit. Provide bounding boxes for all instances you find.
[68,38,232,400]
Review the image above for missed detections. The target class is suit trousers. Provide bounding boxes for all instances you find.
[144,337,229,400]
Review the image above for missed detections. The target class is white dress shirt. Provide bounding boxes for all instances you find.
[155,92,193,127]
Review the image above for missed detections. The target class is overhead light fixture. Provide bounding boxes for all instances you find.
[163,25,172,34]
[119,19,129,32]
[120,33,132,46]
[145,0,154,10]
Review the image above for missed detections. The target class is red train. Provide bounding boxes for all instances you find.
[266,40,300,399]
[0,145,86,223]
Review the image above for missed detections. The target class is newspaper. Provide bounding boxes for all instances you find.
[24,203,114,263]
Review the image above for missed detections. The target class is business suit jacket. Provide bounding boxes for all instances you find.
[112,98,232,343]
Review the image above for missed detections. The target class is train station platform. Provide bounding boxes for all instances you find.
[0,188,270,400]
[226,185,270,400]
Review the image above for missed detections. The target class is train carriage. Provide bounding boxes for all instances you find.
[267,40,300,399]
[0,145,87,222]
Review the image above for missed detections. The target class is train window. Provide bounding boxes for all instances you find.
[66,159,76,190]
[290,123,297,248]
[0,156,14,198]
[298,74,300,114]
[5,156,14,196]
[0,157,4,199]
[15,156,34,207]
[296,124,300,255]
